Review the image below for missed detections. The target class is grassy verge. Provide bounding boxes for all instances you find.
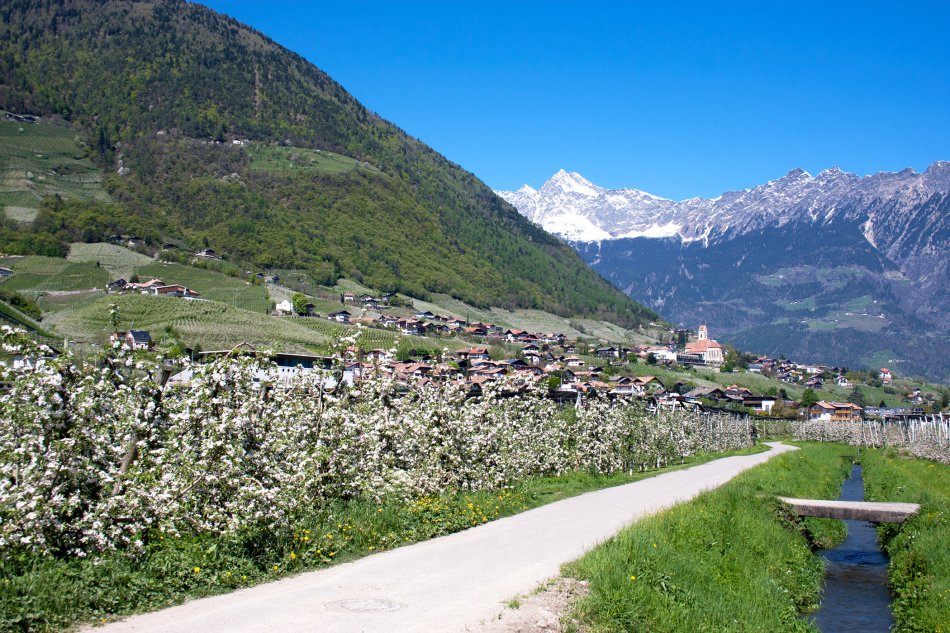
[566,443,857,632]
[861,448,950,631]
[0,445,765,631]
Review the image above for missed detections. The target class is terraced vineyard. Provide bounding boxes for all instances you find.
[44,294,328,351]
[0,116,108,222]
[0,255,109,293]
[134,262,270,313]
[67,242,154,280]
[36,289,105,314]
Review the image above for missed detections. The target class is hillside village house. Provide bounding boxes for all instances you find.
[127,278,164,292]
[150,284,200,299]
[328,310,351,323]
[808,401,864,422]
[275,299,294,315]
[110,330,152,350]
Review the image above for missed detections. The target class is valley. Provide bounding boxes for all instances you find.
[498,169,950,383]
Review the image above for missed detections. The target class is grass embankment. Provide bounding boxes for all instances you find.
[862,449,950,631]
[567,443,856,632]
[0,446,764,631]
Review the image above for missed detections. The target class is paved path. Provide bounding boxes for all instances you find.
[98,442,796,633]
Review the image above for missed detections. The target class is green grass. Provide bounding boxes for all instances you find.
[0,117,108,212]
[806,320,840,331]
[0,445,765,631]
[135,262,269,313]
[43,293,329,351]
[776,297,816,311]
[42,293,438,354]
[67,242,154,280]
[246,144,381,175]
[862,449,950,631]
[35,289,105,314]
[566,443,857,632]
[0,256,109,293]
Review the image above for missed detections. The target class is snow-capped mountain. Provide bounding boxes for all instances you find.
[496,163,950,247]
[496,164,950,382]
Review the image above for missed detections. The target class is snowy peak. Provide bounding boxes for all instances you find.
[540,169,601,197]
[495,162,950,245]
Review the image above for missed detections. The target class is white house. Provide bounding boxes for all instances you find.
[275,299,294,315]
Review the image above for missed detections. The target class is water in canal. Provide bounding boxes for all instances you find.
[808,463,894,632]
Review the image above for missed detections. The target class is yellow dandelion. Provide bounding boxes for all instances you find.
[273,564,279,571]
[630,575,636,581]
[193,567,200,573]
[290,552,296,561]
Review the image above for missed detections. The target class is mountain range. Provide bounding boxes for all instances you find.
[497,167,950,382]
[0,0,655,328]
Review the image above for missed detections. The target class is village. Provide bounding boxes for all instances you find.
[96,269,936,423]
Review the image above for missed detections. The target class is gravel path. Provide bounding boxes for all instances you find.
[94,442,796,633]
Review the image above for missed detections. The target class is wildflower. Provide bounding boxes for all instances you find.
[193,567,200,573]
[630,575,636,581]
[273,564,279,571]
[290,552,296,561]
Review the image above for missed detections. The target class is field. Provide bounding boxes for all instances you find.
[863,449,950,630]
[0,116,108,221]
[43,293,331,351]
[246,144,381,175]
[134,262,270,313]
[67,242,154,280]
[36,289,105,314]
[0,255,109,293]
[41,293,445,353]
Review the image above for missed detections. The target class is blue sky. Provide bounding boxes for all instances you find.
[204,1,950,200]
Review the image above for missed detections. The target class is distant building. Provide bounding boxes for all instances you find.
[111,330,152,350]
[683,324,724,367]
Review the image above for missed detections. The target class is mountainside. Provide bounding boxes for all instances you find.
[0,0,656,327]
[497,168,950,382]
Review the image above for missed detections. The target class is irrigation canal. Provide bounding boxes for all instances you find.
[808,463,894,632]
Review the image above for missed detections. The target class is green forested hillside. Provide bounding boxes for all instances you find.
[0,0,657,326]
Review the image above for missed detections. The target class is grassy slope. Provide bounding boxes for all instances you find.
[0,446,764,632]
[568,443,856,632]
[66,242,153,280]
[0,255,108,293]
[134,262,269,314]
[245,144,381,175]
[862,449,950,631]
[41,292,447,353]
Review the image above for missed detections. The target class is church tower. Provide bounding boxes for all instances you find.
[698,324,708,341]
